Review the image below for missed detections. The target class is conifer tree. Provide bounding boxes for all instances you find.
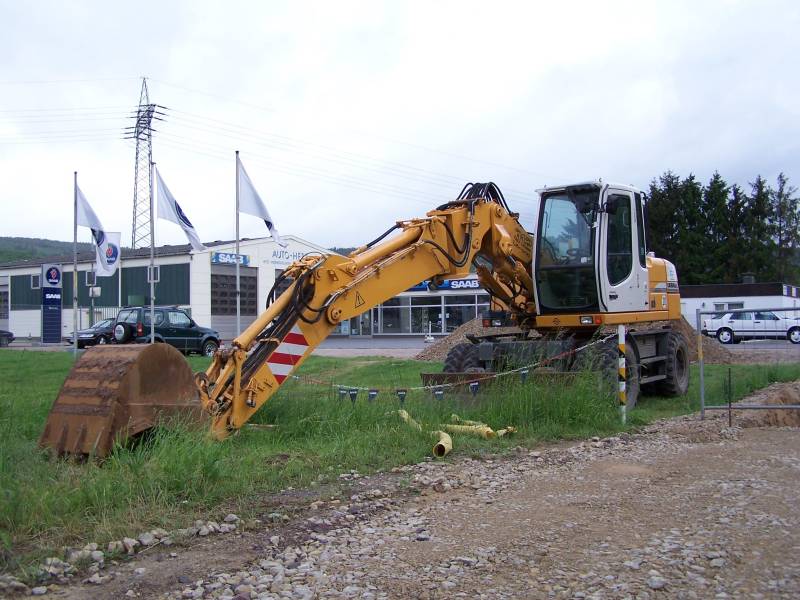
[645,171,682,265]
[770,173,800,282]
[743,176,775,280]
[674,174,706,284]
[701,172,730,282]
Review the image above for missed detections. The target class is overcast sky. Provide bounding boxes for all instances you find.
[2,0,799,249]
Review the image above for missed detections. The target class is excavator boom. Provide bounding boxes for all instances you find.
[196,183,534,438]
[40,183,534,455]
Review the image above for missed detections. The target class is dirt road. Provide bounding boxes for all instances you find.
[39,385,800,599]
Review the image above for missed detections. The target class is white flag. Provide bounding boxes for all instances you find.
[237,158,287,247]
[154,167,207,252]
[76,185,118,277]
[95,231,121,277]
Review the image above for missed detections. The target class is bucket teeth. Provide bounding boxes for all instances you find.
[39,344,204,458]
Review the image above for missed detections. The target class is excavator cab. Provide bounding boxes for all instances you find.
[534,182,650,319]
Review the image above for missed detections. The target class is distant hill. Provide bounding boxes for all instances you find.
[0,237,94,264]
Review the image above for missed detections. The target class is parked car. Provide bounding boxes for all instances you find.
[112,306,221,356]
[65,318,115,349]
[702,310,800,344]
[0,329,14,347]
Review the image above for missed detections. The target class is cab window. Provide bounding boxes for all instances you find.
[606,194,633,285]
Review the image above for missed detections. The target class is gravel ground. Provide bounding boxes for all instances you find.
[29,384,800,600]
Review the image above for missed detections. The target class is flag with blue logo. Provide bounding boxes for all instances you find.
[237,158,287,248]
[76,185,120,276]
[154,167,207,252]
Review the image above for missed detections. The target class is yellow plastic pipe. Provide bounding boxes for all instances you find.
[443,423,496,439]
[396,409,422,431]
[450,414,489,427]
[431,430,452,458]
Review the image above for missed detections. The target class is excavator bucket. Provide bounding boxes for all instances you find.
[40,344,204,458]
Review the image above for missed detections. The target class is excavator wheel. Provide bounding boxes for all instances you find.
[39,344,205,458]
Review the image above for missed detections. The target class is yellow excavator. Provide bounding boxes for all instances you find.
[41,181,689,457]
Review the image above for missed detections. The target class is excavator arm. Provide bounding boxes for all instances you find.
[196,183,534,438]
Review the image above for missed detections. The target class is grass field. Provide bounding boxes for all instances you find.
[1,349,798,574]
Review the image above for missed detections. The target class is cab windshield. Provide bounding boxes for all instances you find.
[536,189,599,312]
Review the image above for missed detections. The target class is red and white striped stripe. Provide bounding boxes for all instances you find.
[267,325,309,383]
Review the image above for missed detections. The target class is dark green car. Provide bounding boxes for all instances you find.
[113,306,221,356]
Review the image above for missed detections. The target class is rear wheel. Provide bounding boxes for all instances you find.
[716,328,734,344]
[443,343,482,373]
[202,339,219,357]
[656,332,690,396]
[788,327,800,345]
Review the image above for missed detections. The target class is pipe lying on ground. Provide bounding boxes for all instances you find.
[449,414,489,427]
[396,409,423,431]
[443,423,496,439]
[431,430,452,457]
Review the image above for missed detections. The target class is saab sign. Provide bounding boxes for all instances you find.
[211,252,250,266]
[407,278,482,292]
[40,264,62,344]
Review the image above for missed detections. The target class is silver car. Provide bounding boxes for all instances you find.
[703,310,800,344]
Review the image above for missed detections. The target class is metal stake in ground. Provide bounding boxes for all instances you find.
[618,324,626,424]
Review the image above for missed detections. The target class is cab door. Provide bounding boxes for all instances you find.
[597,188,649,312]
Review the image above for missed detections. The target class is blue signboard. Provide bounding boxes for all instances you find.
[406,278,483,292]
[211,252,249,266]
[40,264,62,344]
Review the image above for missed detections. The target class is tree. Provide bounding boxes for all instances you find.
[769,173,800,282]
[645,171,683,265]
[719,184,749,283]
[742,176,775,280]
[701,172,730,282]
[673,174,707,284]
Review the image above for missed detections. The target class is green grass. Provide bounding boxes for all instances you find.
[1,350,798,576]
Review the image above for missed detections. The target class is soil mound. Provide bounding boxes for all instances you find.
[415,319,526,362]
[416,315,736,364]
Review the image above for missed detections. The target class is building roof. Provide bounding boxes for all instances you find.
[0,235,335,271]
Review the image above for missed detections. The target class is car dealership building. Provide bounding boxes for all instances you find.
[0,235,491,342]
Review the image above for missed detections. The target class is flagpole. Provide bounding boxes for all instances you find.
[73,171,78,356]
[235,150,241,336]
[149,162,155,344]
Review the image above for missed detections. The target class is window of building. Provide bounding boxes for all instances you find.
[31,274,40,289]
[211,272,257,316]
[0,291,8,320]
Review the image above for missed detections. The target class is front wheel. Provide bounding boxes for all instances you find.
[788,327,800,345]
[202,339,219,357]
[716,328,734,344]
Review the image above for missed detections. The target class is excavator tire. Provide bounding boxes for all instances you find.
[574,341,640,409]
[39,344,204,458]
[443,343,481,373]
[654,331,690,396]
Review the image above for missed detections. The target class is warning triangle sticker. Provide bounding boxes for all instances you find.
[355,292,365,308]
